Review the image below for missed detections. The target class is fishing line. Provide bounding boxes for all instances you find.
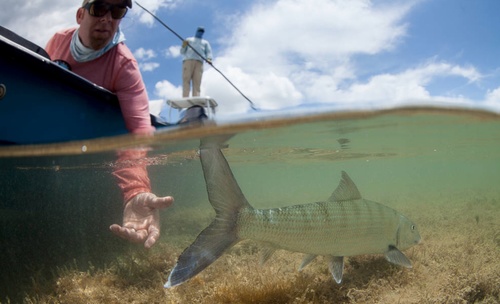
[134,1,258,110]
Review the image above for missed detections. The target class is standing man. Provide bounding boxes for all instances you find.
[181,27,213,97]
[45,0,174,249]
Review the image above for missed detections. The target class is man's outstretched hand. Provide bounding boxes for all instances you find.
[110,192,174,249]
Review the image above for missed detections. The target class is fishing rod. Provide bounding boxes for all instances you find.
[134,1,258,111]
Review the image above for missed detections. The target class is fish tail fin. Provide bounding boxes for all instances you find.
[199,134,234,150]
[165,138,250,288]
[165,220,239,288]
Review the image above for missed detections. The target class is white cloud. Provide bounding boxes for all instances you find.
[483,87,500,112]
[130,0,181,26]
[322,61,482,104]
[135,48,159,71]
[203,66,303,113]
[1,0,182,46]
[200,0,420,114]
[139,62,161,72]
[204,59,484,115]
[166,45,181,58]
[195,0,492,115]
[155,80,182,99]
[134,48,157,60]
[1,0,76,47]
[486,87,500,103]
[220,0,413,72]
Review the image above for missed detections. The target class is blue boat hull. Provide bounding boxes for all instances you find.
[0,26,130,145]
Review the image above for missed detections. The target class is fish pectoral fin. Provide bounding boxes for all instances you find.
[260,247,277,265]
[298,254,317,271]
[328,171,362,202]
[385,245,412,268]
[328,256,344,284]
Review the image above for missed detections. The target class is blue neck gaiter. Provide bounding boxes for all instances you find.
[195,30,204,39]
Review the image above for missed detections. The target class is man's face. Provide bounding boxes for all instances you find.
[77,0,125,50]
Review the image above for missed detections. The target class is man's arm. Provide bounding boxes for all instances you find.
[114,58,155,135]
[204,40,213,63]
[111,149,174,248]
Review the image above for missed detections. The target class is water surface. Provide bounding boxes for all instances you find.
[1,107,499,303]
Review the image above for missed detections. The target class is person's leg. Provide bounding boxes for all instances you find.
[182,60,195,97]
[192,60,203,96]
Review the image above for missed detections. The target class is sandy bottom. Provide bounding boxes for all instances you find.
[22,191,500,304]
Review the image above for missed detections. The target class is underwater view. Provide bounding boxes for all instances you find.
[0,107,499,303]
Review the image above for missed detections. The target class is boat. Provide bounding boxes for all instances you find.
[153,96,218,126]
[0,26,216,146]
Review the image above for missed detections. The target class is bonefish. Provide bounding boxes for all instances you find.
[165,139,421,288]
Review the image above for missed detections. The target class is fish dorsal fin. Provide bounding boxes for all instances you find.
[328,171,362,202]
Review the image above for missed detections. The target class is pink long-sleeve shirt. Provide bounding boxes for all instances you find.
[45,27,155,135]
[46,28,154,202]
[112,149,152,203]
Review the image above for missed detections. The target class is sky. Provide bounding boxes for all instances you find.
[2,0,500,118]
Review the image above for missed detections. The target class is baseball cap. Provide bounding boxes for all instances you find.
[82,0,132,8]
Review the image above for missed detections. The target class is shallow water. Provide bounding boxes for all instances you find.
[0,107,499,303]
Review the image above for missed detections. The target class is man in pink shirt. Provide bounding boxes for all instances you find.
[45,0,174,249]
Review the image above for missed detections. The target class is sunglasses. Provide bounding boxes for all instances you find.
[83,1,128,20]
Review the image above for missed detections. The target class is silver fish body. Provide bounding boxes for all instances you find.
[239,198,417,257]
[165,138,420,288]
